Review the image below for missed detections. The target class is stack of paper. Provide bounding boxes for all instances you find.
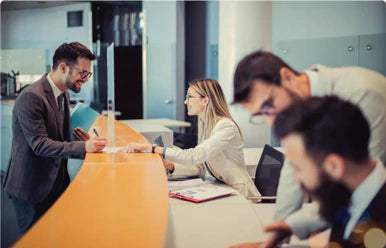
[168,178,206,191]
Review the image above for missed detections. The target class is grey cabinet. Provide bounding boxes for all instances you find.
[359,33,386,76]
[273,33,385,76]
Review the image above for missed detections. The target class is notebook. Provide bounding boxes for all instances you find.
[169,184,236,203]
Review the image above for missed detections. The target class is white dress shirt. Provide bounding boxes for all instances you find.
[46,74,64,108]
[344,159,386,239]
[165,118,261,199]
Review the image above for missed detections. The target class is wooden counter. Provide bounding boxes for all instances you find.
[14,115,169,247]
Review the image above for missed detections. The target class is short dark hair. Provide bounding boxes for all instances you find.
[52,42,96,70]
[274,96,370,164]
[233,50,299,103]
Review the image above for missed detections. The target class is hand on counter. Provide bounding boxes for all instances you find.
[229,221,292,248]
[122,143,152,153]
[85,137,107,153]
[73,127,90,141]
[260,221,292,248]
[161,158,175,171]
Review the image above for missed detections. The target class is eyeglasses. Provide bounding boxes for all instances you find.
[249,104,276,125]
[185,94,204,103]
[67,63,92,79]
[249,86,277,125]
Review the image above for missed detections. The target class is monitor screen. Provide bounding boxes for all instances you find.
[254,145,284,197]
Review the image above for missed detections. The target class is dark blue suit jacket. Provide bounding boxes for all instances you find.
[329,182,386,247]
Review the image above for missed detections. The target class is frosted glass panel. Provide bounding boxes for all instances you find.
[1,104,13,171]
[145,43,175,119]
[1,49,46,74]
[107,43,115,148]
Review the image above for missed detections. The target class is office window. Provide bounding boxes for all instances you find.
[67,11,83,27]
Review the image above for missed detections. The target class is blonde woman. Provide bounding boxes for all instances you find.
[126,79,261,199]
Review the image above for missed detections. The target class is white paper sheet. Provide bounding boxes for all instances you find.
[168,178,207,191]
[102,147,126,153]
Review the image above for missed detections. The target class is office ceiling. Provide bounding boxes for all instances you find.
[1,1,85,11]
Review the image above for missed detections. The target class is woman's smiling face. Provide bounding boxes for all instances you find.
[184,87,206,116]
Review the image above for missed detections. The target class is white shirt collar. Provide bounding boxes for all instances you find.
[304,69,323,97]
[344,159,386,239]
[46,74,64,102]
[305,65,335,97]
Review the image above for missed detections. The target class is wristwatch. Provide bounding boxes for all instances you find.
[166,167,175,176]
[151,145,157,153]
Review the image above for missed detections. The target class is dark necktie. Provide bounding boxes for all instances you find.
[57,93,65,126]
[338,207,352,240]
[330,207,352,244]
[57,93,67,179]
[342,208,351,232]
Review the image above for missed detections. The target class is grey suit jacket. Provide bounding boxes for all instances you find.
[3,75,86,203]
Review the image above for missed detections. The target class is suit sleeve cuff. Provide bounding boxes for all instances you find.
[69,141,86,159]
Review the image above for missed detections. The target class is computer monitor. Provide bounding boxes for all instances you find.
[154,135,164,147]
[254,144,285,198]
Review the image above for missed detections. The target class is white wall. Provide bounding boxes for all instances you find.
[1,3,94,102]
[218,1,272,103]
[272,1,386,41]
[218,1,272,148]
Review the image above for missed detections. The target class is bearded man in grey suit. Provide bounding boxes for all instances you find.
[230,50,385,248]
[3,42,107,235]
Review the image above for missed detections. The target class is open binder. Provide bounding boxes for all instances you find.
[169,184,236,203]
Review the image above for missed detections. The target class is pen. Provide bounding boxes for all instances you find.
[93,128,100,137]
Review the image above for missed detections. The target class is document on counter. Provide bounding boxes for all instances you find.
[168,178,207,191]
[169,184,237,203]
[102,147,126,153]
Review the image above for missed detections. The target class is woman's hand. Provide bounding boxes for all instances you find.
[123,143,152,153]
[161,158,175,171]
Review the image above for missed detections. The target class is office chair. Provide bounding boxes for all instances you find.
[248,144,285,203]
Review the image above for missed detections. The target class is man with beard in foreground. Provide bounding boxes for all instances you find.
[3,42,107,235]
[230,96,385,248]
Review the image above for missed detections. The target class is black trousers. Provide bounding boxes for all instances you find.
[10,161,70,235]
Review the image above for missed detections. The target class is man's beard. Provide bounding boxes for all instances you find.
[305,172,352,224]
[65,73,81,93]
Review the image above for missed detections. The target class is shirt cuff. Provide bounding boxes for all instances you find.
[162,147,167,158]
[285,203,330,240]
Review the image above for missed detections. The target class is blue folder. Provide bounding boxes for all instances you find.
[70,103,99,141]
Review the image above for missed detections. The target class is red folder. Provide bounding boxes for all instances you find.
[169,184,236,203]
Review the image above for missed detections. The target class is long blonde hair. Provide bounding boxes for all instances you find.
[188,78,242,143]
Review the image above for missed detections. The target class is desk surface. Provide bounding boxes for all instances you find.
[15,115,169,248]
[166,177,267,248]
[121,118,191,128]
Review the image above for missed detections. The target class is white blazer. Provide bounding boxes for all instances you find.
[165,118,261,199]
